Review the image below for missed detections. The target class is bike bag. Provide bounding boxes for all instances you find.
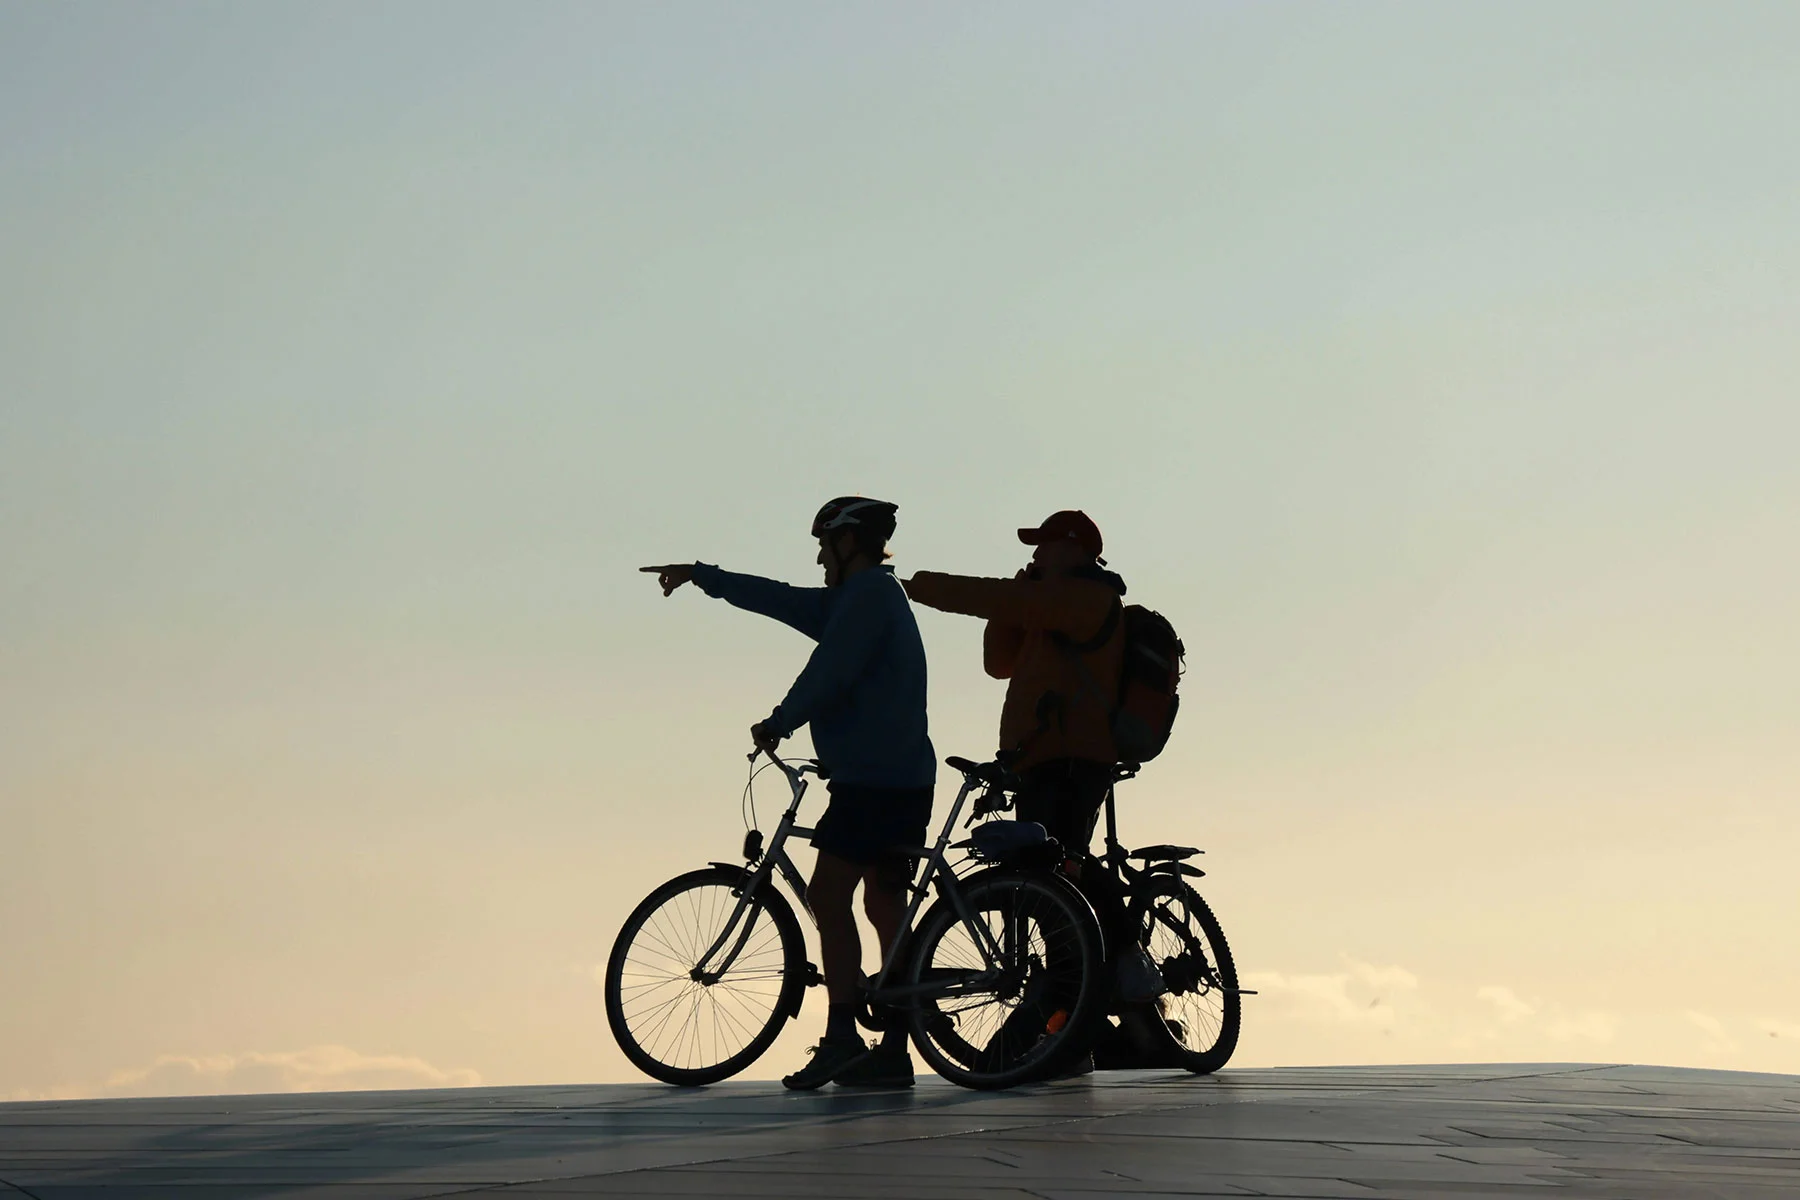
[969,821,1064,868]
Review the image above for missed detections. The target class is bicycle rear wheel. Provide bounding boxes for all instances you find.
[905,869,1105,1090]
[604,866,806,1086]
[1130,875,1240,1074]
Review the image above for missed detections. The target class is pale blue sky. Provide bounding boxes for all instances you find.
[3,2,1797,1096]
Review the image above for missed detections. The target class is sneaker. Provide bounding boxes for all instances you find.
[832,1043,915,1088]
[1153,994,1188,1047]
[1048,1051,1094,1079]
[977,1006,1041,1073]
[781,1035,870,1091]
[1108,1005,1178,1068]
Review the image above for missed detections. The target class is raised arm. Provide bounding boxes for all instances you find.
[905,571,1114,641]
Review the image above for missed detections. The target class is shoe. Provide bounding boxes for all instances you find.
[1092,1017,1132,1070]
[1153,994,1188,1048]
[1104,1005,1179,1068]
[781,1035,870,1091]
[978,1005,1044,1072]
[832,1043,915,1088]
[1048,1051,1094,1079]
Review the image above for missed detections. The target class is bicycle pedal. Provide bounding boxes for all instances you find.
[802,961,824,987]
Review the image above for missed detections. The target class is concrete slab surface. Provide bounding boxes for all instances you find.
[2,1064,1797,1199]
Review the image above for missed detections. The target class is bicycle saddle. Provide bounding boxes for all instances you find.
[1128,844,1202,862]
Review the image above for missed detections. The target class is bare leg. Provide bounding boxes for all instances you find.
[861,859,914,1052]
[860,860,909,975]
[807,851,863,1005]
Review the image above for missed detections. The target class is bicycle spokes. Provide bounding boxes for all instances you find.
[1132,879,1240,1072]
[1149,901,1216,994]
[911,876,1097,1081]
[610,874,796,1080]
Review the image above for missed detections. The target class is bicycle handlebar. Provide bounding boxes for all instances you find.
[747,745,826,781]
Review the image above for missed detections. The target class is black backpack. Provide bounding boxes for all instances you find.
[1111,606,1184,763]
[1058,601,1186,765]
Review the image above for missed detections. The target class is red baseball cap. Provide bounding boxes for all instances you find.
[1018,510,1103,559]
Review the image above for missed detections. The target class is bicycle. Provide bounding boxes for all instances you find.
[603,750,1107,1090]
[1074,762,1249,1074]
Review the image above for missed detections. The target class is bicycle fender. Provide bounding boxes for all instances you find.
[1148,860,1206,879]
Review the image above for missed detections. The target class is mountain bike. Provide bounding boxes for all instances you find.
[603,750,1106,1090]
[1081,763,1249,1074]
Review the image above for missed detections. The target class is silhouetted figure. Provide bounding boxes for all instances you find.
[641,497,932,1089]
[904,510,1126,852]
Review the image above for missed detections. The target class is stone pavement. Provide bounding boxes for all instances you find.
[2,1064,1796,1199]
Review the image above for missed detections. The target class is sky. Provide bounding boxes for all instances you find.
[2,1,1797,1099]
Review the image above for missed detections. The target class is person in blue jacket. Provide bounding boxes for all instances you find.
[640,497,935,1089]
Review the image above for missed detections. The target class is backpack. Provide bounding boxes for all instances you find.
[1058,600,1186,765]
[1111,605,1184,764]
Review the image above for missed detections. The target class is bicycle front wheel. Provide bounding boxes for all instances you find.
[905,869,1105,1090]
[604,866,806,1086]
[1130,875,1241,1074]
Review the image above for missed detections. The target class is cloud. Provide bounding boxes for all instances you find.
[1686,1010,1740,1055]
[1239,958,1421,1029]
[27,1046,481,1101]
[1476,985,1537,1024]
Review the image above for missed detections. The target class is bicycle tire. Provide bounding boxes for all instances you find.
[605,865,806,1086]
[1129,874,1241,1074]
[904,868,1105,1090]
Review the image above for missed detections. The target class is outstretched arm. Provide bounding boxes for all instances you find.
[905,570,1112,639]
[640,562,831,640]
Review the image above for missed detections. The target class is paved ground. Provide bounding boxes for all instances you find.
[2,1064,1797,1199]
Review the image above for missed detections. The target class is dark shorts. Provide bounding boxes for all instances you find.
[812,781,934,868]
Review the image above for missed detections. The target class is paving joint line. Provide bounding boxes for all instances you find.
[0,1176,47,1200]
[450,1069,1556,1194]
[454,1093,1259,1193]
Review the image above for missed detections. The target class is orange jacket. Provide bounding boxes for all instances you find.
[904,567,1126,769]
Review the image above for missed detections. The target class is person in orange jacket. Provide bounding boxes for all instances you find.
[903,510,1127,855]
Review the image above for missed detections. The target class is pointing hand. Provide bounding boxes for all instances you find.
[640,564,694,597]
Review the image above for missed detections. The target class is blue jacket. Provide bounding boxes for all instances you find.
[691,563,936,789]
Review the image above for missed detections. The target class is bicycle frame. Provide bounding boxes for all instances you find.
[689,751,1014,1004]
